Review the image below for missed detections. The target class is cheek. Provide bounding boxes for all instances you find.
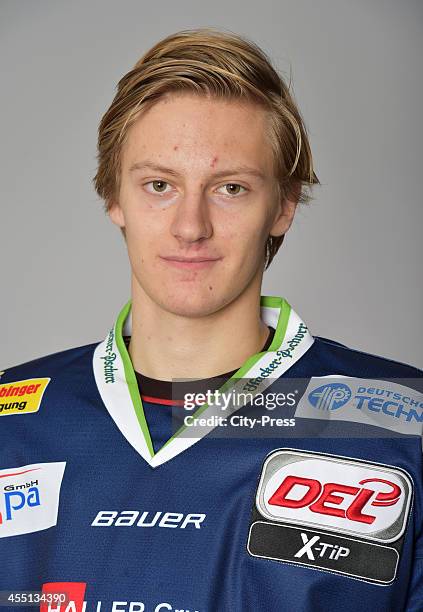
[125,206,164,247]
[223,214,269,253]
[233,208,271,264]
[124,223,155,274]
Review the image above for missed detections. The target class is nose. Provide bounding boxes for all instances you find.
[170,190,213,244]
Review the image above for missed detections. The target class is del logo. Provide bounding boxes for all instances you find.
[0,377,50,416]
[0,462,66,538]
[256,449,412,543]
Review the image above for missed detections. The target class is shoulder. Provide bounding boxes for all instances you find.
[310,335,422,379]
[292,336,423,438]
[0,342,101,416]
[1,342,100,383]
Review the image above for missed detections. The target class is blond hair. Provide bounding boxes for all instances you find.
[93,28,320,268]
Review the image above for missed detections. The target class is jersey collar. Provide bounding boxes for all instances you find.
[93,296,314,468]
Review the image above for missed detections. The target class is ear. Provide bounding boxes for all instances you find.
[108,199,125,228]
[269,181,300,238]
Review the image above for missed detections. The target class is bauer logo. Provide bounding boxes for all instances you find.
[0,378,50,416]
[308,382,352,411]
[0,462,66,538]
[255,449,412,543]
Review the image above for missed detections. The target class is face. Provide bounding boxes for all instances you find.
[109,93,297,318]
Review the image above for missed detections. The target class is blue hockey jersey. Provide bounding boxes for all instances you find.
[1,296,422,612]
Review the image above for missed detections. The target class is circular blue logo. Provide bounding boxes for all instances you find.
[308,382,352,411]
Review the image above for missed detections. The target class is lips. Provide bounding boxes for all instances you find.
[160,255,221,270]
[162,256,218,262]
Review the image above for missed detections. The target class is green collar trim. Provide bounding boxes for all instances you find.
[114,296,291,458]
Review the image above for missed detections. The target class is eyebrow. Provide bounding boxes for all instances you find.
[128,160,266,181]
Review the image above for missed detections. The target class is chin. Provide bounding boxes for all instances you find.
[155,286,231,319]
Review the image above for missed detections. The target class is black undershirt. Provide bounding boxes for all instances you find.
[126,326,276,403]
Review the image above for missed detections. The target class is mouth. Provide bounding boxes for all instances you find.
[159,256,221,270]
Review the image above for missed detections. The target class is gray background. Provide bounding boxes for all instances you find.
[1,0,422,370]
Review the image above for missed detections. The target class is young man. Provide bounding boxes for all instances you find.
[1,28,422,612]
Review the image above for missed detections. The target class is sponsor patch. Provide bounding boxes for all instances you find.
[40,583,86,612]
[0,378,50,416]
[295,376,423,436]
[0,461,66,537]
[39,582,200,612]
[247,449,413,584]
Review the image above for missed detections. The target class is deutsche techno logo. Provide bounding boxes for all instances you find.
[308,383,352,411]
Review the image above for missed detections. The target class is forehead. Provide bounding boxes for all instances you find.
[121,93,274,173]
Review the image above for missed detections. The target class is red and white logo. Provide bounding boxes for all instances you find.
[256,450,412,543]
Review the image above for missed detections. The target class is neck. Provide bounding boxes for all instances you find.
[128,276,269,381]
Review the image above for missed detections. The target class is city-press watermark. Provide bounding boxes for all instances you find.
[166,376,423,440]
